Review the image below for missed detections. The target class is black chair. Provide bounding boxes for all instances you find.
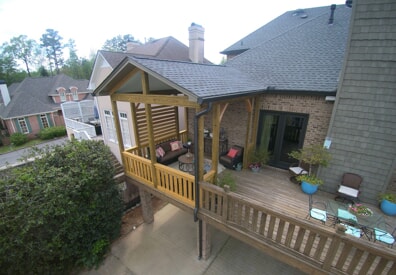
[219,145,244,170]
[335,173,363,204]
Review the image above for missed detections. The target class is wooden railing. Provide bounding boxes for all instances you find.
[122,151,395,274]
[123,144,217,208]
[199,182,396,275]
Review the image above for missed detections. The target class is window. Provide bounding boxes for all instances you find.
[104,110,116,142]
[40,114,49,128]
[60,92,66,102]
[17,118,29,134]
[119,112,131,148]
[70,87,78,100]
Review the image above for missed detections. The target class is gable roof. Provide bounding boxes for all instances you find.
[94,4,352,103]
[0,74,89,119]
[95,56,264,104]
[226,4,352,93]
[98,36,212,68]
[221,6,340,55]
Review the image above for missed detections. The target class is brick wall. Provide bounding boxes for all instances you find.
[259,94,334,146]
[188,94,333,156]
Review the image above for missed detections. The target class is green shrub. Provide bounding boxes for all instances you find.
[39,126,67,140]
[10,132,28,146]
[0,140,123,274]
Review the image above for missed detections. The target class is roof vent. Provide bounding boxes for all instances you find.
[345,0,353,8]
[328,4,336,24]
[293,9,308,19]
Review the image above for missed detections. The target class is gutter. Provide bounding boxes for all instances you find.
[193,102,212,260]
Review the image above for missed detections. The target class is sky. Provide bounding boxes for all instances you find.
[0,0,344,64]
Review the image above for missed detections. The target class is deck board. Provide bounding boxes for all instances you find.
[228,166,396,232]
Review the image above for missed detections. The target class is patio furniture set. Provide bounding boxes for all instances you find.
[308,194,395,248]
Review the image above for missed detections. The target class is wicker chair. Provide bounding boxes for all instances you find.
[335,173,362,204]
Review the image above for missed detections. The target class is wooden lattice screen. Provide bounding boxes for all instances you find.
[135,105,179,146]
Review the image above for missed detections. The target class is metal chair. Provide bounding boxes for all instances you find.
[373,223,395,248]
[307,195,327,225]
[289,160,309,184]
[340,223,362,238]
[335,172,362,204]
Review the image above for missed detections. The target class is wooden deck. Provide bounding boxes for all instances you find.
[230,166,396,229]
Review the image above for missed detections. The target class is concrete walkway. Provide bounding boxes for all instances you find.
[82,204,306,275]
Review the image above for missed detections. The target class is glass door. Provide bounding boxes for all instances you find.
[257,111,308,169]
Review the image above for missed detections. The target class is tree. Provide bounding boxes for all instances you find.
[102,34,141,52]
[40,29,64,75]
[0,140,123,274]
[7,35,38,77]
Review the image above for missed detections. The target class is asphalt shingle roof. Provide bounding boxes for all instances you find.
[95,4,352,103]
[226,4,351,93]
[98,36,212,69]
[130,57,264,102]
[0,74,89,119]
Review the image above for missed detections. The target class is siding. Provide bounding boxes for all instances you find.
[321,0,396,204]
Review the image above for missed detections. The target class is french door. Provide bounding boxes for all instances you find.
[257,111,308,169]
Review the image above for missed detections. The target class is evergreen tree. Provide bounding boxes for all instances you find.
[40,29,64,75]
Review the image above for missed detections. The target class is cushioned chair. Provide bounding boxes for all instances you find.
[219,145,244,170]
[373,223,395,248]
[340,223,362,238]
[335,173,363,204]
[307,195,327,225]
[289,160,309,184]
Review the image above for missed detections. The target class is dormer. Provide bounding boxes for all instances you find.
[69,86,78,100]
[56,87,66,102]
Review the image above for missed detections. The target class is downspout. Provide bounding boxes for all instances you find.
[193,102,212,260]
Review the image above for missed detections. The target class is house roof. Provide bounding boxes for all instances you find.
[0,74,90,119]
[226,4,352,93]
[98,36,212,68]
[94,4,352,103]
[94,56,264,103]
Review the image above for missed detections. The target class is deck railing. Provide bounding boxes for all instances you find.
[122,151,218,207]
[199,182,396,275]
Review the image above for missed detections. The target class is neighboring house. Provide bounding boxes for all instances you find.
[89,24,211,161]
[0,74,90,144]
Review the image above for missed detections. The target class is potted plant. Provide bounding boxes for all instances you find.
[296,174,323,194]
[289,144,331,194]
[378,192,396,216]
[216,171,236,191]
[248,146,269,172]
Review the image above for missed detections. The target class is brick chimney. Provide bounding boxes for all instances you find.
[0,80,10,106]
[189,23,205,63]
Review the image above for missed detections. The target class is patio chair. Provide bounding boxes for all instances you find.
[288,160,309,184]
[373,223,395,248]
[307,195,327,225]
[340,223,362,238]
[219,145,244,170]
[335,172,362,204]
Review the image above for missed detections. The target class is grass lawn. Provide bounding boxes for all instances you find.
[0,139,47,154]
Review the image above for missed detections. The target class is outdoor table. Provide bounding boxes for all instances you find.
[326,200,386,240]
[178,153,194,172]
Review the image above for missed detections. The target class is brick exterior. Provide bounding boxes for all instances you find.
[259,94,334,147]
[188,94,333,159]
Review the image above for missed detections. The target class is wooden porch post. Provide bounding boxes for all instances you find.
[211,103,220,178]
[110,97,124,154]
[243,96,260,168]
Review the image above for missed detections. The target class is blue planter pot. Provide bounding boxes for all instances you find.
[380,199,396,216]
[301,181,319,194]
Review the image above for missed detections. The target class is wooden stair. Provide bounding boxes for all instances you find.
[109,153,125,184]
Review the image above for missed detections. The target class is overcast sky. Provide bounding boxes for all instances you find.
[0,0,344,64]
